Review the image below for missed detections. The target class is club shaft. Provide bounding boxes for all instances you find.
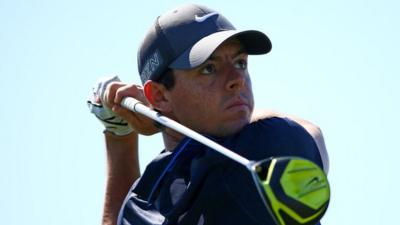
[121,97,251,167]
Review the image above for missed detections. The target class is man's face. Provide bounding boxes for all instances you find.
[164,39,254,137]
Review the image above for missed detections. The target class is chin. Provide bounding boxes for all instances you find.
[213,118,250,137]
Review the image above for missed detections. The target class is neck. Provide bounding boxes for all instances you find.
[162,128,185,151]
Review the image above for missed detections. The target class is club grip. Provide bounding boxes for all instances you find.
[121,97,142,112]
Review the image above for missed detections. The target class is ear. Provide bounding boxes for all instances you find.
[143,80,172,113]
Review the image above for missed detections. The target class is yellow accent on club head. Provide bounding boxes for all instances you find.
[263,184,328,225]
[280,159,330,210]
[259,158,330,225]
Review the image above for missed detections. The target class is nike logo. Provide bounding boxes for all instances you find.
[307,176,321,186]
[195,12,218,22]
[298,176,328,198]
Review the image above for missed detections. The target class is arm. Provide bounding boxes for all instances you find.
[251,109,329,173]
[102,131,140,225]
[88,76,160,225]
[102,82,160,225]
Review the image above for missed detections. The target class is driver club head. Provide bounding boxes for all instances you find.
[249,157,330,225]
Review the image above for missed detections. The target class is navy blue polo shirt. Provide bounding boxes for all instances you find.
[118,117,324,225]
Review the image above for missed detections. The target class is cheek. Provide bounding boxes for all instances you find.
[171,86,220,123]
[246,75,254,104]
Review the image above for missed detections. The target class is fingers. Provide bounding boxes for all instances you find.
[103,82,125,108]
[105,83,147,106]
[113,105,159,135]
[114,84,146,105]
[112,84,148,124]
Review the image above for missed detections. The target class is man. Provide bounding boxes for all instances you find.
[88,3,329,225]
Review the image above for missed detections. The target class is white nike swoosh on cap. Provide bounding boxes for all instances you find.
[195,12,218,22]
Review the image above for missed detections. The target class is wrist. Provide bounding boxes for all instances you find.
[105,126,134,136]
[103,129,138,140]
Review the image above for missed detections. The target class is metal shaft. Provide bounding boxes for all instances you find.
[121,97,251,167]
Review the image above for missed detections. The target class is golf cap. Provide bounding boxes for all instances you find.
[138,4,272,84]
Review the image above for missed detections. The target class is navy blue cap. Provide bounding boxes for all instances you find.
[138,4,272,84]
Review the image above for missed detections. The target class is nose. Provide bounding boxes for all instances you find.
[225,67,246,92]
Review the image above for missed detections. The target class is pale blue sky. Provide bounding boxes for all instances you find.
[1,0,399,224]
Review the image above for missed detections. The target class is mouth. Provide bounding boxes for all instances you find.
[225,99,251,111]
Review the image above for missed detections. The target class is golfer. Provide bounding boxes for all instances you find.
[88,3,329,225]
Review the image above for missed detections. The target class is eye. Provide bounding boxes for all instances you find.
[200,63,216,75]
[234,58,247,70]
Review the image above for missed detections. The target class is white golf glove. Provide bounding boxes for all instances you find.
[87,75,134,136]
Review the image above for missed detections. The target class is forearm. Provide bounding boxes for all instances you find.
[102,131,140,225]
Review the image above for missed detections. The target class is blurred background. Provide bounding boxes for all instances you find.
[1,0,398,224]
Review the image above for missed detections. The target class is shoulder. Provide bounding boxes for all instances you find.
[249,109,329,173]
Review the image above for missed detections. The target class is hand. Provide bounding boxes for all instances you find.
[87,75,133,136]
[88,75,160,136]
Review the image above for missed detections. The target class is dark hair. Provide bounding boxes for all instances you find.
[156,69,175,90]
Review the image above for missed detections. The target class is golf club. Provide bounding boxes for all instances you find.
[121,97,330,225]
